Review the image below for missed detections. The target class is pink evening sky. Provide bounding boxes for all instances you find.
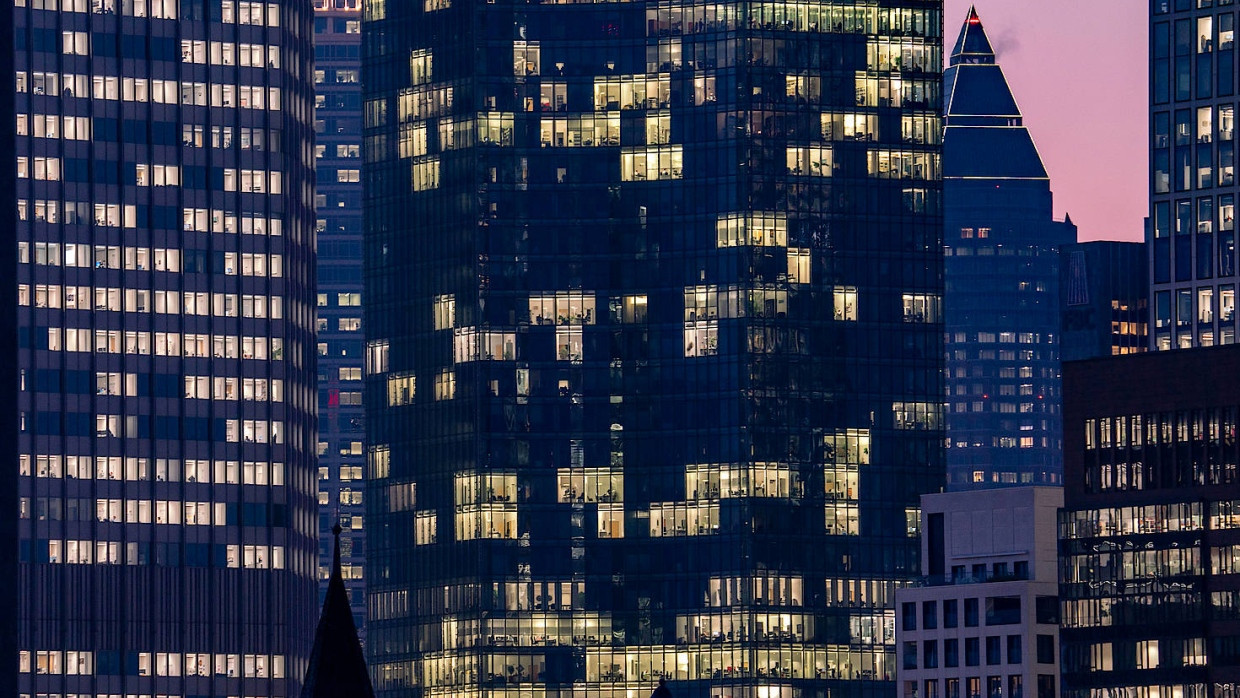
[943,1,1148,242]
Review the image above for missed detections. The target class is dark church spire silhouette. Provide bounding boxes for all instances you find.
[302,524,375,698]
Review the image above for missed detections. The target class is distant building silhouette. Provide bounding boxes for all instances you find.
[943,7,1078,490]
[303,524,374,698]
[1059,241,1148,361]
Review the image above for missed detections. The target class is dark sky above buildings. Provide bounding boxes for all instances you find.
[945,1,1147,242]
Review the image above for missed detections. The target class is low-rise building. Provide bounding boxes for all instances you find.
[896,487,1063,698]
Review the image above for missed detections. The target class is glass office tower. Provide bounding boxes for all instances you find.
[1149,0,1240,350]
[363,1,945,697]
[312,0,367,638]
[941,9,1077,490]
[12,0,319,694]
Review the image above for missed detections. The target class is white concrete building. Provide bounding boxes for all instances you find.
[896,487,1063,698]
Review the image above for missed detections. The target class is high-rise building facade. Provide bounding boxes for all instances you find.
[12,0,319,694]
[363,1,945,696]
[312,0,367,638]
[942,9,1077,490]
[1,0,22,689]
[1059,347,1240,698]
[1149,0,1240,350]
[1059,241,1149,362]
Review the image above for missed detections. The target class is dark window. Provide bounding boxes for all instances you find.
[986,636,1002,665]
[985,596,1021,625]
[1037,675,1056,698]
[928,513,945,577]
[1007,635,1022,664]
[1177,233,1194,281]
[965,598,980,627]
[1200,231,1216,279]
[924,601,938,630]
[1222,22,1236,96]
[1034,596,1059,624]
[946,639,959,668]
[1155,56,1170,103]
[1036,635,1055,664]
[944,599,959,628]
[988,676,1003,698]
[1013,561,1029,579]
[924,640,939,669]
[904,641,918,670]
[902,602,917,631]
[1009,675,1024,698]
[966,637,980,666]
[1156,236,1172,283]
[1198,52,1214,99]
[1177,55,1191,100]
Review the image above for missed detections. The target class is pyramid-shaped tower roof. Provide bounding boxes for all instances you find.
[950,6,996,64]
[943,7,1049,180]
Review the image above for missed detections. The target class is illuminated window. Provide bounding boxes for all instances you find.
[387,372,415,406]
[650,502,719,536]
[716,212,787,248]
[598,504,624,538]
[434,369,455,400]
[434,294,455,329]
[787,248,811,283]
[453,329,516,362]
[833,287,858,321]
[556,327,583,361]
[612,294,648,323]
[893,402,942,430]
[825,503,860,535]
[415,511,437,544]
[902,293,941,323]
[454,472,518,540]
[868,149,940,179]
[477,112,515,146]
[557,468,623,503]
[529,292,596,325]
[366,340,389,374]
[513,41,540,75]
[786,145,834,176]
[412,157,440,191]
[539,113,619,147]
[620,145,683,181]
[684,321,718,357]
